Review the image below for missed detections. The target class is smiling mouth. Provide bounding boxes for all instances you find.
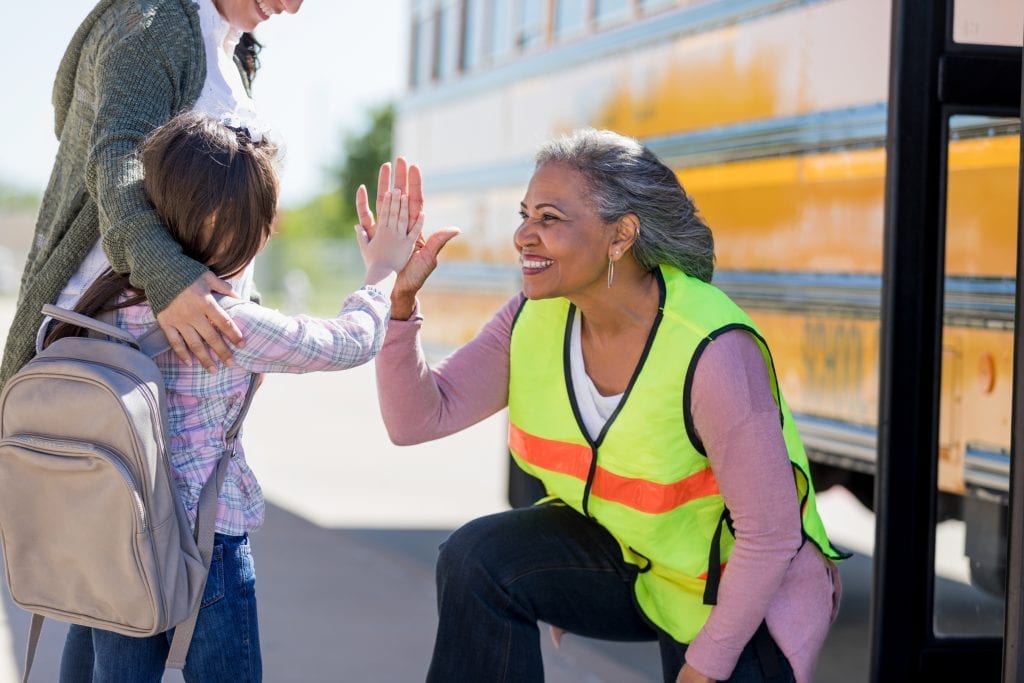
[521,257,554,273]
[255,0,274,20]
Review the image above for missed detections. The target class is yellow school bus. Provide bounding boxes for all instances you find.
[397,0,1021,590]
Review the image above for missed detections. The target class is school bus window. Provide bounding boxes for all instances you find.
[408,20,418,87]
[932,114,1018,636]
[411,11,435,87]
[554,0,588,41]
[952,0,1024,46]
[639,0,678,14]
[517,0,547,51]
[595,0,631,27]
[434,0,461,81]
[461,0,485,72]
[488,0,516,62]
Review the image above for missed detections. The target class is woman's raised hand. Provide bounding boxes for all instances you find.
[355,158,459,319]
[389,226,460,319]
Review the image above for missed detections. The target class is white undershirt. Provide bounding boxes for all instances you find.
[568,311,624,441]
[192,0,257,122]
[57,0,258,310]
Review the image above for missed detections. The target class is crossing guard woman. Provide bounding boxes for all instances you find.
[371,128,846,683]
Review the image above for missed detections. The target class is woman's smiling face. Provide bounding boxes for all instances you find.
[514,162,614,301]
[212,0,304,32]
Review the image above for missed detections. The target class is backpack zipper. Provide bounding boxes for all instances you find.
[9,433,147,532]
[28,357,168,476]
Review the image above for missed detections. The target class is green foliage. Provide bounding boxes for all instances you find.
[256,237,364,316]
[255,102,394,314]
[270,102,393,243]
[332,102,395,234]
[0,181,40,212]
[276,192,350,240]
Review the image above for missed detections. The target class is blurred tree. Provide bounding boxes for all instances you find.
[276,191,348,240]
[274,102,393,241]
[259,103,394,313]
[0,181,40,212]
[334,102,394,232]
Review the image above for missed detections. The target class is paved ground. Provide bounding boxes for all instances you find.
[0,296,1000,682]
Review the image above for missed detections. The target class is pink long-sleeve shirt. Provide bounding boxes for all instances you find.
[375,293,841,682]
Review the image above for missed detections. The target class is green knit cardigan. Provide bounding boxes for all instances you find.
[2,0,219,389]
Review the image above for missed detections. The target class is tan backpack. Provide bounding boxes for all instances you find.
[0,303,257,680]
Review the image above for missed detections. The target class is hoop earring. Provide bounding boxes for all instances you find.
[607,258,615,288]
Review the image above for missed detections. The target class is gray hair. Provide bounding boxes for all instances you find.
[534,129,714,282]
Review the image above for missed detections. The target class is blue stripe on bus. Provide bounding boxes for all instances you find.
[794,414,1010,498]
[427,262,1015,328]
[422,107,1017,193]
[964,447,1011,495]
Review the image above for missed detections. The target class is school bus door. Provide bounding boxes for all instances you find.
[873,1,1022,680]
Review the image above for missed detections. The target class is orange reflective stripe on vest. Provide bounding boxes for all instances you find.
[509,423,720,514]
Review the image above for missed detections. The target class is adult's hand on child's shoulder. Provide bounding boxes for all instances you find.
[157,272,243,372]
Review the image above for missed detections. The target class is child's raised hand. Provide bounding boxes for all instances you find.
[354,188,424,286]
[355,158,424,241]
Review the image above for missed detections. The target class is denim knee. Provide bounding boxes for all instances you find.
[436,517,497,585]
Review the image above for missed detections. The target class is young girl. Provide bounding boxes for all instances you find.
[47,111,421,682]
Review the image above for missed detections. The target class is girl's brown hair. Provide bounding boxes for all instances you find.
[47,111,279,344]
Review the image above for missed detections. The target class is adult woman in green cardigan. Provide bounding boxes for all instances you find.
[0,0,303,394]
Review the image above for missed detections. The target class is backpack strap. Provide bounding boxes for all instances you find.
[41,295,249,360]
[38,304,142,352]
[165,372,259,670]
[21,614,43,683]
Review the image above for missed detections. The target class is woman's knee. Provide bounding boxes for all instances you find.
[437,514,508,582]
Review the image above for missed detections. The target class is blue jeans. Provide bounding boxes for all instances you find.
[59,534,261,683]
[427,503,794,683]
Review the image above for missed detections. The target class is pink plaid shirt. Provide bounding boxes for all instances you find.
[115,287,391,535]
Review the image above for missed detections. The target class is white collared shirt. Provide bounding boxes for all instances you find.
[58,0,259,310]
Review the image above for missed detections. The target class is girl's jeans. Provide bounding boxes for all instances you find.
[426,503,794,683]
[58,533,261,683]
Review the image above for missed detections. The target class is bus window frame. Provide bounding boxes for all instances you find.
[874,0,1021,679]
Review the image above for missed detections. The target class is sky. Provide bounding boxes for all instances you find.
[0,1,407,206]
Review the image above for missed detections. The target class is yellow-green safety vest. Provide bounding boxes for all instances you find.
[507,264,846,643]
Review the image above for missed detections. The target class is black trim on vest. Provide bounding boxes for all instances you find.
[562,270,667,517]
[687,322,795,600]
[509,294,528,332]
[683,323,784,457]
[628,546,653,573]
[561,307,599,515]
[702,507,734,605]
[792,460,853,562]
